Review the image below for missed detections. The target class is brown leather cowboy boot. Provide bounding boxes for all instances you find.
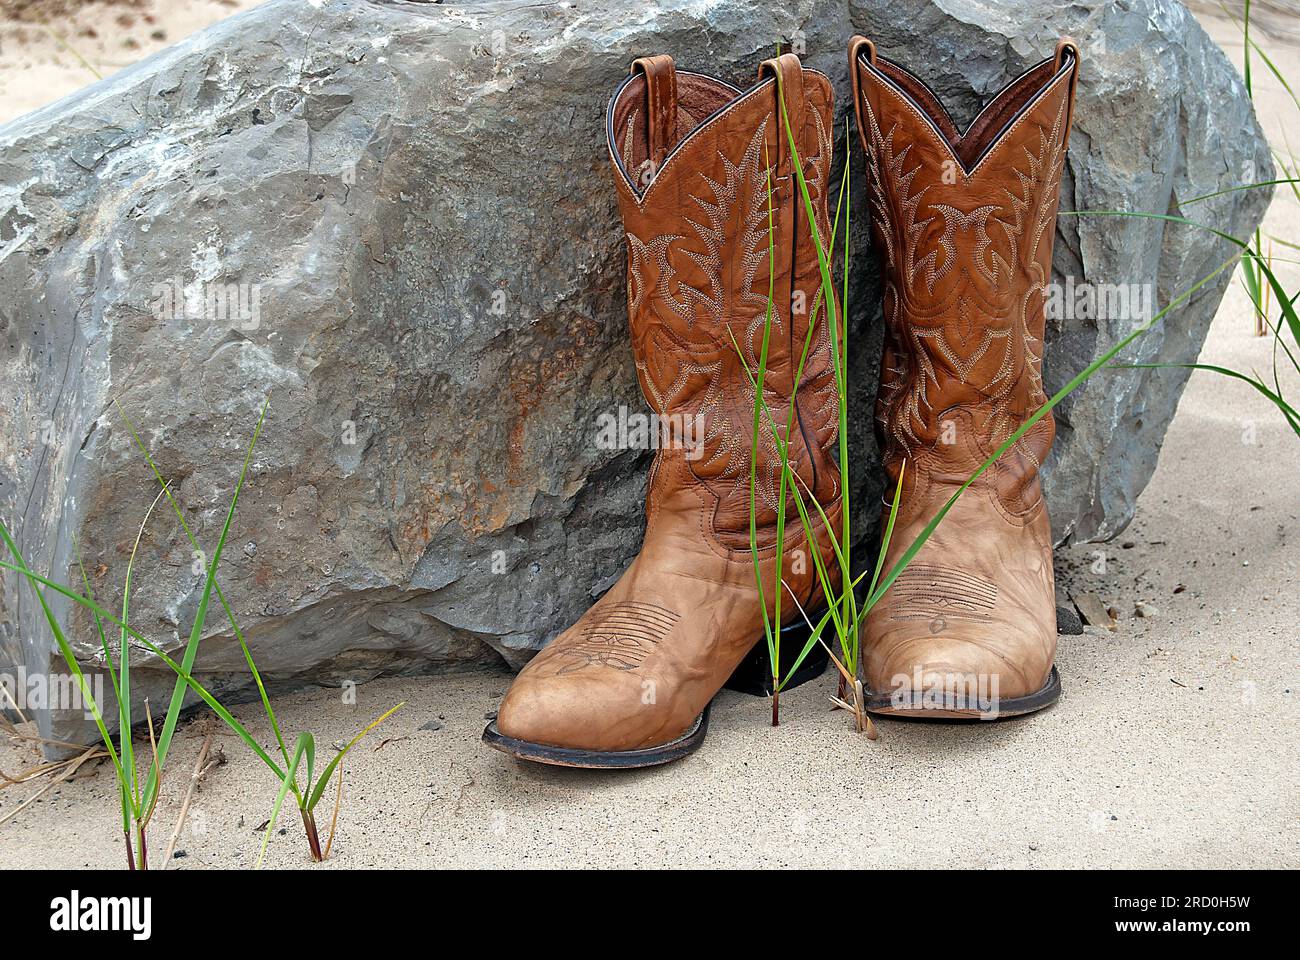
[849,36,1080,718]
[484,52,842,766]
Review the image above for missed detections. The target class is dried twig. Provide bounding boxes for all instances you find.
[1,757,72,786]
[0,746,105,825]
[0,680,30,728]
[1,713,108,756]
[161,732,214,867]
[778,577,878,737]
[141,699,161,829]
[1,715,119,789]
[322,764,344,860]
[854,678,878,740]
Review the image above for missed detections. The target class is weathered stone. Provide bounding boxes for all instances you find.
[0,0,1271,745]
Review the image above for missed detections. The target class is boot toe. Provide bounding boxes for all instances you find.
[495,669,691,753]
[494,681,572,747]
[867,633,1050,715]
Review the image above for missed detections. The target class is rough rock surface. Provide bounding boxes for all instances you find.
[0,0,1271,744]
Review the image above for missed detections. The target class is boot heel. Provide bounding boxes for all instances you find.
[724,615,830,697]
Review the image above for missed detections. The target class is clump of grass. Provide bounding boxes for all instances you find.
[729,92,883,732]
[0,398,401,866]
[1062,207,1298,434]
[0,401,264,868]
[110,401,404,864]
[1078,0,1300,435]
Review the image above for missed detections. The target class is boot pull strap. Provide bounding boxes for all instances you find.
[849,34,877,67]
[758,52,805,176]
[630,55,678,171]
[848,35,876,152]
[1053,37,1082,151]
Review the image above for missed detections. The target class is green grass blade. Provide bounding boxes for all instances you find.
[1241,253,1263,319]
[866,463,907,602]
[0,558,288,783]
[1215,0,1300,117]
[745,155,779,668]
[780,591,843,687]
[1182,178,1300,205]
[729,333,852,590]
[726,329,853,686]
[851,254,1240,629]
[140,398,270,814]
[1116,362,1299,433]
[71,533,133,834]
[258,733,309,868]
[776,78,858,668]
[70,533,119,725]
[306,703,403,811]
[772,443,872,688]
[1064,208,1299,347]
[742,432,848,675]
[1276,129,1300,203]
[116,485,168,813]
[1247,37,1300,113]
[776,81,844,442]
[1243,0,1253,94]
[303,730,315,801]
[117,783,132,836]
[782,480,846,637]
[839,122,855,655]
[1062,209,1299,409]
[0,521,127,787]
[115,400,291,771]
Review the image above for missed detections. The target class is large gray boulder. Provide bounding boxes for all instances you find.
[0,0,1271,745]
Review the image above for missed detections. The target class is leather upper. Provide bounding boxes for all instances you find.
[852,37,1080,708]
[608,54,842,555]
[495,54,843,751]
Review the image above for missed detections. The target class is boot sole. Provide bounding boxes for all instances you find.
[481,705,710,769]
[864,665,1061,720]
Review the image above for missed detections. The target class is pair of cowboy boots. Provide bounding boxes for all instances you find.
[484,35,1082,767]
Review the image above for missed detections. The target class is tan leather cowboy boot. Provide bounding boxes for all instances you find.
[484,52,842,766]
[849,36,1080,718]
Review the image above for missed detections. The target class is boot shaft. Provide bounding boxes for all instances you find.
[851,37,1080,518]
[607,54,842,553]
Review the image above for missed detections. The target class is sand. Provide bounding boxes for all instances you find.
[0,0,253,126]
[0,4,1296,869]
